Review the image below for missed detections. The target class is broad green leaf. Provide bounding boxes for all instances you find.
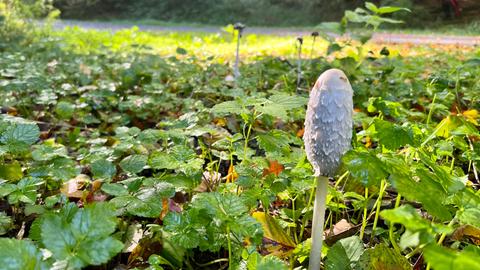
[356,243,411,270]
[457,208,480,228]
[150,151,179,170]
[0,123,39,146]
[424,244,480,270]
[342,150,387,186]
[55,101,75,119]
[41,203,123,269]
[389,168,452,221]
[374,119,415,150]
[91,159,117,180]
[325,236,364,270]
[212,100,247,115]
[110,181,175,218]
[268,93,307,110]
[120,155,147,174]
[380,205,432,231]
[0,238,49,270]
[0,212,12,235]
[256,130,291,155]
[0,162,23,181]
[246,252,288,270]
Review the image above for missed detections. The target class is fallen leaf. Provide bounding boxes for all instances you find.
[226,164,238,183]
[252,211,295,248]
[263,160,284,177]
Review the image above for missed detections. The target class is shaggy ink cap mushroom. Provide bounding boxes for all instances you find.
[303,68,353,177]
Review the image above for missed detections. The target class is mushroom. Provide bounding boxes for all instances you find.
[233,23,245,79]
[303,69,353,269]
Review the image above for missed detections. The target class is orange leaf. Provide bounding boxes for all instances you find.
[263,160,284,177]
[226,164,238,183]
[296,128,304,138]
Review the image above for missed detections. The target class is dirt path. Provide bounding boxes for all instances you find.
[53,20,480,46]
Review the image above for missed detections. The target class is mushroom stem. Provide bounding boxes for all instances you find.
[309,175,329,270]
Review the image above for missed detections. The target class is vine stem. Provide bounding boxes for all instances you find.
[308,176,328,270]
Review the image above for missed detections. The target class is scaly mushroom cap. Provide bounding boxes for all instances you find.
[303,68,353,177]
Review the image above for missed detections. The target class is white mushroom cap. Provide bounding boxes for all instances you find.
[304,68,354,177]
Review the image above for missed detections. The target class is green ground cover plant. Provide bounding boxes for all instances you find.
[1,2,480,270]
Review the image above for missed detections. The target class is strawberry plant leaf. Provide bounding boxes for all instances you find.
[325,236,364,270]
[40,202,123,268]
[120,155,147,174]
[424,244,480,270]
[0,238,50,270]
[373,119,416,150]
[91,159,117,180]
[343,150,388,186]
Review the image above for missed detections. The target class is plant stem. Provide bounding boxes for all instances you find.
[389,194,402,254]
[226,225,233,270]
[299,186,316,241]
[359,187,369,240]
[308,176,328,270]
[371,179,387,240]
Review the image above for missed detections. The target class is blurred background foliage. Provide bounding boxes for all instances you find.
[50,0,480,27]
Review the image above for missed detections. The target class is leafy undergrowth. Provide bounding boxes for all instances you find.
[0,26,479,270]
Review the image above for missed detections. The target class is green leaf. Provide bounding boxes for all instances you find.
[41,203,123,268]
[0,212,12,235]
[356,243,411,270]
[120,155,147,174]
[380,205,432,231]
[0,162,23,181]
[256,130,291,155]
[212,100,247,115]
[457,208,480,228]
[150,151,179,170]
[91,159,117,180]
[0,238,49,270]
[389,168,452,221]
[424,244,480,270]
[325,236,364,270]
[343,150,388,186]
[110,181,175,218]
[374,119,415,150]
[0,123,39,146]
[55,101,75,119]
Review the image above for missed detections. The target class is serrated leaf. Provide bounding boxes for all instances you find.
[120,155,147,174]
[424,244,480,270]
[325,236,364,270]
[211,100,247,115]
[0,123,39,146]
[0,238,49,270]
[374,119,415,150]
[41,203,123,269]
[55,101,75,119]
[356,243,411,270]
[343,150,387,186]
[91,159,117,180]
[0,162,23,181]
[389,168,452,221]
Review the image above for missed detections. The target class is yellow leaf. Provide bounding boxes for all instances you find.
[462,109,479,125]
[252,211,295,248]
